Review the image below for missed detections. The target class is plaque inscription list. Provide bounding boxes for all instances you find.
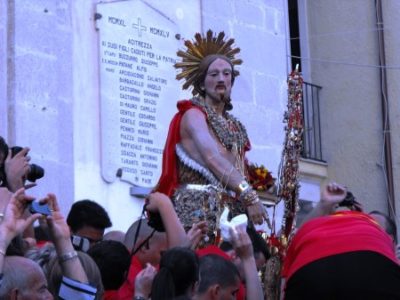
[96,1,179,186]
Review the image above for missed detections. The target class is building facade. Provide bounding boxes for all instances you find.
[293,0,400,237]
[3,0,397,237]
[0,0,289,231]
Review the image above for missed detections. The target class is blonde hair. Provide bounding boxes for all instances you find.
[46,251,104,299]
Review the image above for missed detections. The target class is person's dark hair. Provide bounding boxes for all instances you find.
[6,236,30,256]
[0,136,8,185]
[172,296,192,300]
[87,240,130,290]
[197,254,240,294]
[66,199,112,232]
[34,225,51,242]
[151,247,199,300]
[369,210,398,243]
[219,241,233,252]
[0,136,8,161]
[246,226,271,261]
[219,226,270,261]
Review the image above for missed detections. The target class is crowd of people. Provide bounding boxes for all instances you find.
[0,139,399,300]
[0,145,267,299]
[0,29,399,299]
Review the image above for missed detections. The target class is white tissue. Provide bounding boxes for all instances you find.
[219,207,248,242]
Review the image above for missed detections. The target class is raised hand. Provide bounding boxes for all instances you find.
[0,187,13,212]
[321,182,347,206]
[135,263,157,299]
[145,192,171,213]
[42,193,90,283]
[230,226,264,300]
[230,226,253,260]
[0,188,41,247]
[186,220,208,249]
[247,200,269,226]
[41,193,70,242]
[299,182,349,226]
[4,148,30,192]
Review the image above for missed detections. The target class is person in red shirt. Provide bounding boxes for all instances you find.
[194,227,263,300]
[282,183,400,299]
[118,192,187,300]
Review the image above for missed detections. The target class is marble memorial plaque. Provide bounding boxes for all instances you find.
[96,1,180,187]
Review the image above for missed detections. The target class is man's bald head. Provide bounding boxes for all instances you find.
[0,256,53,300]
[124,219,155,251]
[124,219,166,251]
[124,219,167,266]
[104,230,125,243]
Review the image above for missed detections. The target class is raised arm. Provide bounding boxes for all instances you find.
[231,226,264,300]
[300,182,347,226]
[145,192,188,248]
[181,109,244,191]
[0,188,41,275]
[181,109,266,225]
[44,193,89,283]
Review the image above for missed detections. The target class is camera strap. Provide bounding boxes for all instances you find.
[130,204,156,257]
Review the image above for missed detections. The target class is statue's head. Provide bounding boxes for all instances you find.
[194,54,236,97]
[174,30,242,110]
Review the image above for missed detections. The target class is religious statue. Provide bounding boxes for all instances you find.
[154,30,269,240]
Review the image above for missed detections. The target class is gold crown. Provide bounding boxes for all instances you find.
[174,30,243,95]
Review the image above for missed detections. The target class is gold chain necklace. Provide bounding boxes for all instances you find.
[192,97,249,154]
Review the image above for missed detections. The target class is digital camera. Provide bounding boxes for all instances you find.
[338,191,356,207]
[10,146,44,182]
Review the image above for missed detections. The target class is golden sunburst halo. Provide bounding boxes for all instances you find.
[174,30,243,95]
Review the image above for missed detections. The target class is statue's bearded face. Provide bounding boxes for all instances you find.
[203,58,233,103]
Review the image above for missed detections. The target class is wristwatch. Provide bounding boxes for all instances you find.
[237,180,250,194]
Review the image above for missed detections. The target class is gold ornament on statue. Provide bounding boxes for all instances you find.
[174,30,243,95]
[280,235,288,247]
[265,65,304,300]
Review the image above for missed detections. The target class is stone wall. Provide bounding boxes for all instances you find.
[303,0,400,225]
[1,0,75,214]
[202,0,288,173]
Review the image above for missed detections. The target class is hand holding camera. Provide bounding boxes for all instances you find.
[29,200,52,216]
[145,192,171,213]
[321,182,362,211]
[4,147,30,192]
[1,144,44,192]
[0,188,42,248]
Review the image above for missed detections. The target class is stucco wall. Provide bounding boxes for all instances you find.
[382,0,400,229]
[202,0,288,173]
[304,0,395,216]
[0,0,8,137]
[1,0,75,214]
